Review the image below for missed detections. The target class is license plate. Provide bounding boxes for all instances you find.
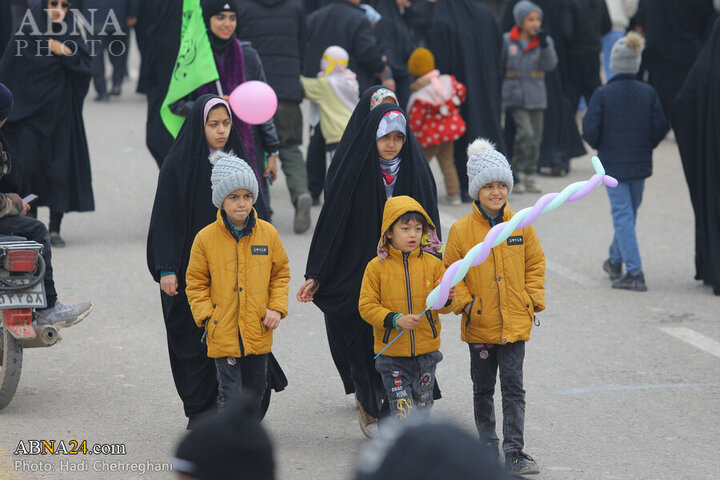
[0,280,47,308]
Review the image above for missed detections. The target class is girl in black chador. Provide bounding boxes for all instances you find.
[147,95,278,428]
[297,102,440,436]
[0,0,94,247]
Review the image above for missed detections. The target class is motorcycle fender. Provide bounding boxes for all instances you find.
[3,309,36,339]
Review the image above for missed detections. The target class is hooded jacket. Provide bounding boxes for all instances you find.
[186,209,290,358]
[444,202,545,345]
[359,196,456,357]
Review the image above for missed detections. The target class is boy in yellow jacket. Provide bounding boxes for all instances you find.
[359,196,459,419]
[186,151,290,410]
[444,139,545,475]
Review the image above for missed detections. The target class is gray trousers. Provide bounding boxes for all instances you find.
[509,108,545,175]
[273,101,308,204]
[375,351,442,419]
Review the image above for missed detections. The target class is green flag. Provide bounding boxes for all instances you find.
[160,0,219,137]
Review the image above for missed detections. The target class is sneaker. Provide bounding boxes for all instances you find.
[94,93,110,102]
[523,175,542,194]
[36,301,93,328]
[612,272,647,292]
[551,163,566,177]
[441,193,462,206]
[311,196,321,207]
[50,233,66,248]
[356,400,378,438]
[505,451,540,475]
[110,85,122,96]
[461,191,473,203]
[603,259,622,280]
[293,192,312,234]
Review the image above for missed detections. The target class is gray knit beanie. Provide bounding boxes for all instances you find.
[467,138,514,199]
[610,32,645,74]
[210,151,259,208]
[513,0,542,26]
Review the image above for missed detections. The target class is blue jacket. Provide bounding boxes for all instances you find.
[582,74,668,181]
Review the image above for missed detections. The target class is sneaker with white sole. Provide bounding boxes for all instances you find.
[356,400,378,438]
[505,451,540,475]
[36,301,94,328]
[293,192,312,234]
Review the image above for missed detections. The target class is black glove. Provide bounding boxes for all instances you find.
[537,31,548,48]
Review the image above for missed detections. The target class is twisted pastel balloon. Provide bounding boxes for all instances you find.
[426,156,617,310]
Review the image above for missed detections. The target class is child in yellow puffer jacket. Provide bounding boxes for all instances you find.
[359,195,460,419]
[444,138,545,475]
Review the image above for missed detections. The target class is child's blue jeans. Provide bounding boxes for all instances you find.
[606,179,645,275]
[375,351,442,419]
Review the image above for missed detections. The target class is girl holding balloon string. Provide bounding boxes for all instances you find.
[170,0,280,222]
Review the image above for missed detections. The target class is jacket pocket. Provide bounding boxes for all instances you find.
[209,304,223,340]
[382,327,392,344]
[522,289,535,320]
[464,296,481,337]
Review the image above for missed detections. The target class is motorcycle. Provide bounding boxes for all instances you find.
[0,237,57,410]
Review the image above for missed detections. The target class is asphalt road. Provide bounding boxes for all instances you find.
[0,75,718,480]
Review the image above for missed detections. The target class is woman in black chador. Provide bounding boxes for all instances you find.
[297,102,440,435]
[0,0,94,247]
[147,95,277,428]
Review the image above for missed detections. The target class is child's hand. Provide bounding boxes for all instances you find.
[296,279,319,302]
[464,303,472,316]
[448,286,457,300]
[396,314,420,330]
[160,274,179,296]
[263,309,281,329]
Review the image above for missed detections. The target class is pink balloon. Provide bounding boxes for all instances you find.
[228,81,278,125]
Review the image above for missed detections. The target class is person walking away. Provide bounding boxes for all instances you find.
[235,0,313,234]
[444,138,545,475]
[0,0,95,247]
[186,151,290,411]
[359,196,457,420]
[501,0,558,194]
[406,47,466,206]
[582,32,668,291]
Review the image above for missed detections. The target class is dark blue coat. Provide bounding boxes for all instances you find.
[582,74,668,181]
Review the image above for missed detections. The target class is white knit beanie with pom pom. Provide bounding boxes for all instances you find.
[610,31,645,75]
[467,138,514,200]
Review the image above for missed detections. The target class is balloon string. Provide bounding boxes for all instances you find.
[425,156,618,310]
[373,308,430,359]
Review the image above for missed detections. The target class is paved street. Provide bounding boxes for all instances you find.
[0,76,718,480]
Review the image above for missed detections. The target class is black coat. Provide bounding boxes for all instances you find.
[373,0,415,108]
[560,0,611,58]
[236,0,306,103]
[0,0,11,57]
[429,0,505,193]
[305,103,440,317]
[582,74,668,181]
[0,5,95,213]
[303,0,386,93]
[672,18,720,295]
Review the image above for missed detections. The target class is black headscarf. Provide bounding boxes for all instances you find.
[0,3,94,211]
[147,94,264,283]
[305,103,440,316]
[201,0,238,54]
[672,17,720,296]
[429,0,505,193]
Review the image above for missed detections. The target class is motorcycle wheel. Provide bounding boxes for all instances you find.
[0,325,23,410]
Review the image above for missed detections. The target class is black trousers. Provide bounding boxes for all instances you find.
[324,311,387,419]
[306,124,327,201]
[161,289,218,420]
[567,54,602,111]
[0,215,57,307]
[90,32,128,96]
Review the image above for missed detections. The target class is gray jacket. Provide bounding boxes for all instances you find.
[501,32,558,110]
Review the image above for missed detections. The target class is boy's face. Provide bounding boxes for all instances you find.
[222,188,253,226]
[376,131,405,161]
[205,106,231,150]
[477,181,508,217]
[386,218,423,253]
[520,11,542,36]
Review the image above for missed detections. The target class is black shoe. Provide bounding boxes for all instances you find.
[94,93,110,102]
[461,190,473,203]
[603,258,622,280]
[293,192,312,234]
[550,163,566,177]
[311,196,321,207]
[110,85,122,96]
[612,272,647,291]
[505,451,540,475]
[50,234,66,248]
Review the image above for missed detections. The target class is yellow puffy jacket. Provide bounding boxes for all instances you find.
[359,196,458,357]
[444,203,545,345]
[186,210,290,358]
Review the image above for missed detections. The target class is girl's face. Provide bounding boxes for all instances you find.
[377,131,405,161]
[209,12,237,40]
[47,0,70,23]
[205,106,231,150]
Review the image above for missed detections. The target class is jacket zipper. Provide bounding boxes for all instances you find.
[465,295,476,337]
[236,242,245,358]
[491,250,505,342]
[426,311,438,338]
[402,252,415,357]
[383,328,392,343]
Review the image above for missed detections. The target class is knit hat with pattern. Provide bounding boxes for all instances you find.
[467,138,514,199]
[610,32,645,74]
[210,150,258,208]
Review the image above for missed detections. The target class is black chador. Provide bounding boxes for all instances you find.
[305,103,440,418]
